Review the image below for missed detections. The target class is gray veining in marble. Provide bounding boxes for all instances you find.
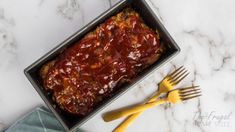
[0,0,235,131]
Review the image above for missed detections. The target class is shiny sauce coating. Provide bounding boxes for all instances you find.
[42,8,163,115]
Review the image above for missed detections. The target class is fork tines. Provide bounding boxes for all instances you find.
[179,86,201,101]
[168,66,190,85]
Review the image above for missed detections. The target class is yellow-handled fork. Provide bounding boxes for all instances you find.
[114,86,201,132]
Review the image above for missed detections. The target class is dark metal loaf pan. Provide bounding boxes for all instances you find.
[24,0,180,131]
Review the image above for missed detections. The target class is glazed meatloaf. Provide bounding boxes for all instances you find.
[40,8,164,116]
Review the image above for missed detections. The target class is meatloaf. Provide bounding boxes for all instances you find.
[40,8,164,116]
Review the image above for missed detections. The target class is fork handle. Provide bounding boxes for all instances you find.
[103,92,162,122]
[113,112,142,132]
[113,92,163,132]
[103,99,166,122]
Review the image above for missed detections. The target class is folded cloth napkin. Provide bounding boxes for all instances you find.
[5,106,82,132]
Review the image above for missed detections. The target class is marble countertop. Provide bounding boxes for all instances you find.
[0,0,235,131]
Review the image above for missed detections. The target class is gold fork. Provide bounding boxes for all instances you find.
[114,86,201,132]
[103,66,189,122]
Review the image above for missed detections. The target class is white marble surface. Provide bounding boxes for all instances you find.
[0,0,235,131]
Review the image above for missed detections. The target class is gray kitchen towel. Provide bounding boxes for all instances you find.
[5,106,67,132]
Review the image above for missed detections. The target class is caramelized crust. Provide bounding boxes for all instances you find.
[40,8,164,115]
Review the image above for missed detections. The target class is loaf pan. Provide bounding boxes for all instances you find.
[24,0,180,131]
